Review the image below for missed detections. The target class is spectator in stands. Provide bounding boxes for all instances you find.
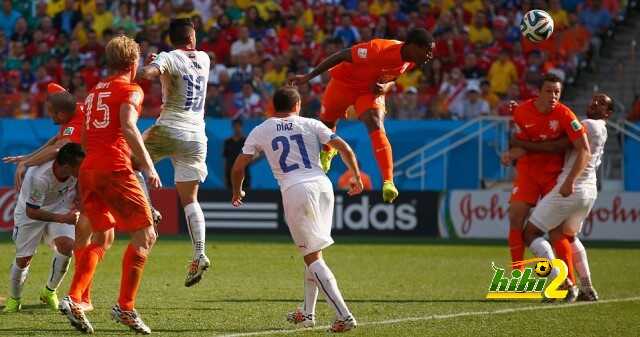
[223,118,250,189]
[62,40,84,74]
[334,13,360,46]
[232,82,263,119]
[579,0,612,65]
[396,67,423,91]
[0,0,21,38]
[92,0,113,39]
[467,12,493,47]
[231,26,257,64]
[439,67,468,114]
[480,80,499,113]
[434,27,465,71]
[11,18,30,45]
[205,84,225,117]
[628,96,640,122]
[251,66,274,98]
[208,52,229,87]
[113,2,139,36]
[488,49,518,96]
[450,83,490,119]
[5,41,25,71]
[53,0,82,35]
[298,82,321,119]
[264,55,288,88]
[548,0,570,31]
[524,50,546,88]
[395,86,428,120]
[462,53,485,82]
[228,54,253,93]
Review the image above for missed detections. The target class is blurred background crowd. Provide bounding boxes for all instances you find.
[0,0,633,121]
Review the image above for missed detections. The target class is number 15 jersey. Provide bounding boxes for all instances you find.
[82,77,144,171]
[242,116,336,192]
[151,49,210,134]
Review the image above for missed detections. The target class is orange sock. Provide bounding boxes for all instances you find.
[69,243,105,303]
[508,228,525,270]
[553,235,576,285]
[369,129,393,182]
[118,244,148,311]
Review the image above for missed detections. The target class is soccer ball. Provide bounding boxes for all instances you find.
[520,10,554,42]
[534,260,552,277]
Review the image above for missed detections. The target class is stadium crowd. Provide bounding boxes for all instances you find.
[0,0,632,121]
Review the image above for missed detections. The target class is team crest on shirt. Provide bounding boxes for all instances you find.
[357,48,367,59]
[548,120,559,132]
[571,119,583,131]
[62,126,74,136]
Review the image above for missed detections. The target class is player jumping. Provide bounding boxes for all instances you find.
[291,28,435,203]
[3,143,83,313]
[514,93,612,302]
[231,87,364,332]
[59,36,160,334]
[501,74,587,292]
[137,18,212,287]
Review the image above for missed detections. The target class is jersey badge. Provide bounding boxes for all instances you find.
[357,48,367,59]
[549,120,559,132]
[570,120,583,131]
[62,127,74,136]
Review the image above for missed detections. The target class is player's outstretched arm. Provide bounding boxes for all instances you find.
[136,64,161,81]
[510,136,572,153]
[290,48,352,85]
[230,154,252,206]
[328,137,364,196]
[120,103,162,189]
[559,133,591,197]
[7,136,71,191]
[26,205,79,225]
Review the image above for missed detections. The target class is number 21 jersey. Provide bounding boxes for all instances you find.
[82,77,144,171]
[151,49,210,134]
[242,116,336,191]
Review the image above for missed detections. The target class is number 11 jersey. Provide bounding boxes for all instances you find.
[242,116,336,192]
[151,49,210,134]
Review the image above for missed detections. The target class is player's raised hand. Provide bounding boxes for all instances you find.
[2,155,24,163]
[347,176,364,196]
[288,74,310,86]
[232,190,245,207]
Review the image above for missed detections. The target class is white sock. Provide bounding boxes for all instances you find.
[184,202,206,259]
[46,252,71,291]
[308,259,351,319]
[9,262,29,299]
[529,237,559,280]
[571,238,592,289]
[303,266,318,316]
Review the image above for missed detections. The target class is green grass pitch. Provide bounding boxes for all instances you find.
[0,234,638,336]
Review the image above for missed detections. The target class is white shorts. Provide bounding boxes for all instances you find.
[143,125,208,183]
[282,178,335,256]
[529,186,596,236]
[12,221,75,258]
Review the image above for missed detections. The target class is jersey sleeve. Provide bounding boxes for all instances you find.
[242,129,262,156]
[512,105,528,140]
[560,107,586,142]
[350,40,381,65]
[26,175,47,209]
[150,52,173,74]
[121,85,145,113]
[311,120,337,144]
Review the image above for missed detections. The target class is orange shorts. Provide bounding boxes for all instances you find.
[510,168,558,205]
[321,79,385,122]
[79,169,153,233]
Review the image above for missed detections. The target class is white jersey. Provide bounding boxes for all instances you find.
[557,118,607,195]
[242,116,336,191]
[151,49,210,137]
[13,161,76,226]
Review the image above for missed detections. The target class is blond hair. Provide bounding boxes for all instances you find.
[105,35,140,72]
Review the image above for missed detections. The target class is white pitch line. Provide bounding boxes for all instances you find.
[217,296,640,337]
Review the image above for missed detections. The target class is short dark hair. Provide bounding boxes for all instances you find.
[541,73,563,88]
[405,28,434,47]
[273,86,301,113]
[49,91,76,114]
[56,142,85,167]
[169,18,195,46]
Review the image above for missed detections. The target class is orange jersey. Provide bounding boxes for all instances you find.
[58,103,85,143]
[329,39,413,91]
[81,77,144,171]
[513,99,585,175]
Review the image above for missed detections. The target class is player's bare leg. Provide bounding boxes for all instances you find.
[361,108,397,203]
[508,201,531,270]
[297,251,356,333]
[319,119,339,173]
[40,236,73,311]
[177,180,211,287]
